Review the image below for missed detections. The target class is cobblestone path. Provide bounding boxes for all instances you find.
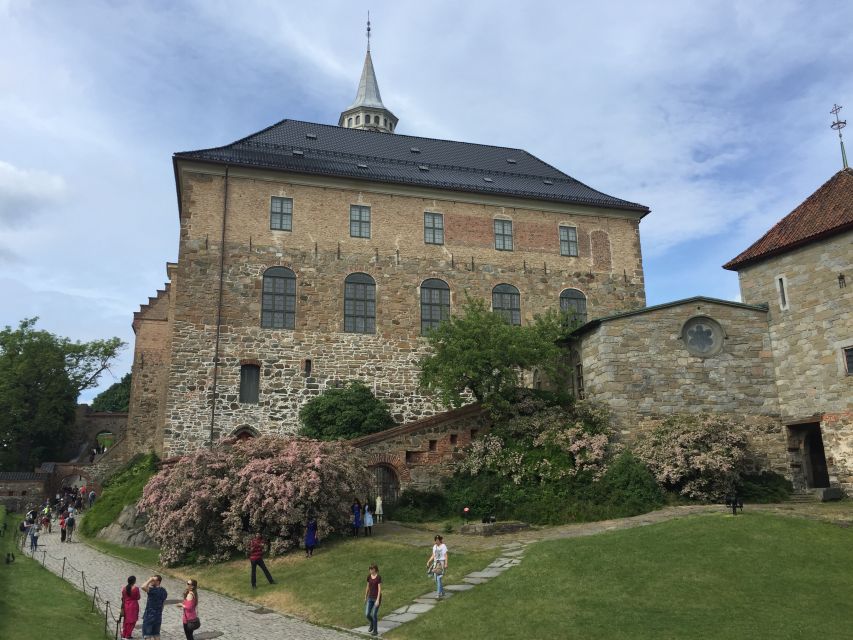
[28,529,355,640]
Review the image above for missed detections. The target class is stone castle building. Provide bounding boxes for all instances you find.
[127,45,649,458]
[125,40,851,498]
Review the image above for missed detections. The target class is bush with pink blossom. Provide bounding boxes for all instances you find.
[633,414,749,501]
[140,436,371,566]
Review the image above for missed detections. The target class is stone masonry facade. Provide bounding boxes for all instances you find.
[736,230,853,490]
[570,298,789,475]
[151,165,646,456]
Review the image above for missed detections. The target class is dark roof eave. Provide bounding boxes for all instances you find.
[564,296,770,339]
[723,220,853,270]
[172,154,651,215]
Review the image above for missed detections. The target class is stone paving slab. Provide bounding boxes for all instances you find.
[463,577,489,584]
[444,583,474,591]
[502,549,526,557]
[31,531,355,640]
[466,568,506,578]
[382,612,419,623]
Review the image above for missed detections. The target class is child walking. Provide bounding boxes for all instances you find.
[363,563,382,636]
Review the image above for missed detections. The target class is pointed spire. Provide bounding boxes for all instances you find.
[338,18,398,133]
[830,104,849,170]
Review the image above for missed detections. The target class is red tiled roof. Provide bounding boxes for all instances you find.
[724,168,853,270]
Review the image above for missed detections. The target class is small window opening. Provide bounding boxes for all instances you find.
[844,347,853,375]
[303,359,313,376]
[839,274,847,288]
[450,434,458,445]
[470,429,479,439]
[405,451,415,463]
[778,277,788,309]
[429,440,437,452]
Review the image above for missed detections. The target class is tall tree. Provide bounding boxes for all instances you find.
[0,318,124,471]
[91,372,131,412]
[419,298,573,413]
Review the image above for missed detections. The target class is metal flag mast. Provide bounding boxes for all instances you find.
[830,104,848,169]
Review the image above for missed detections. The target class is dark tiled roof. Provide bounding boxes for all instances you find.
[724,168,853,270]
[175,120,649,213]
[0,472,47,481]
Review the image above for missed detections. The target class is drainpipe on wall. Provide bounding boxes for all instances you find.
[209,166,229,447]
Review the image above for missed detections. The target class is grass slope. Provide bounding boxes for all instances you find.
[389,512,853,640]
[0,508,106,639]
[80,453,157,538]
[171,537,498,629]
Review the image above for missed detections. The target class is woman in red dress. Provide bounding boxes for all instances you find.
[177,579,199,639]
[120,575,141,639]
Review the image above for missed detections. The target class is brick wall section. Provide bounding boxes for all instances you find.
[737,230,853,490]
[350,404,490,491]
[127,283,173,456]
[572,299,788,475]
[157,165,646,456]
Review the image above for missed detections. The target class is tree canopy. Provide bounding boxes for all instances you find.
[418,298,573,413]
[298,381,395,440]
[0,318,124,470]
[91,372,131,412]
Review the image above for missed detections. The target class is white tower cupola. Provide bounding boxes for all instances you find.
[339,19,398,133]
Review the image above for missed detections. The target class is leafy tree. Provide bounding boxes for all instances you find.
[419,298,572,413]
[298,381,395,440]
[91,372,131,412]
[0,318,124,470]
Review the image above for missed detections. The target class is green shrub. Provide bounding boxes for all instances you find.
[387,488,448,522]
[298,381,395,440]
[592,451,665,514]
[80,453,158,537]
[737,471,793,503]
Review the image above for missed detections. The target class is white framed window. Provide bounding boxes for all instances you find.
[270,197,293,231]
[424,212,444,245]
[559,225,578,256]
[350,205,371,238]
[494,219,513,251]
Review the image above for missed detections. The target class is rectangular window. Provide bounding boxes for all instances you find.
[494,219,513,251]
[270,197,293,231]
[424,212,444,245]
[845,347,853,375]
[575,363,585,400]
[350,205,371,238]
[777,276,788,310]
[429,440,437,452]
[559,225,578,256]
[239,365,260,404]
[450,434,458,445]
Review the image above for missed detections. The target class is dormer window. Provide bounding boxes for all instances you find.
[356,115,361,125]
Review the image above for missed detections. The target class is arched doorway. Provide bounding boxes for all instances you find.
[370,464,400,507]
[232,426,258,441]
[95,430,115,451]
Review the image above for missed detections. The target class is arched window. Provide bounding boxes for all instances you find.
[420,279,450,334]
[344,273,376,334]
[492,283,521,325]
[261,267,296,329]
[347,117,353,127]
[560,288,588,324]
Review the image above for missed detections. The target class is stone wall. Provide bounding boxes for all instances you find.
[0,478,48,511]
[736,230,852,419]
[822,411,853,490]
[158,165,647,456]
[351,404,490,491]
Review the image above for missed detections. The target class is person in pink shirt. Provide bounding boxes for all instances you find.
[120,575,141,639]
[177,578,200,639]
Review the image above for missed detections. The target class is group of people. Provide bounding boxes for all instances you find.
[89,441,109,462]
[119,574,200,640]
[350,496,383,537]
[20,486,92,550]
[362,534,449,635]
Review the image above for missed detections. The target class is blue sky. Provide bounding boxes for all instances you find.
[1,0,851,402]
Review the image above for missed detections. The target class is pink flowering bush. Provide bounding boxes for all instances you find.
[140,436,371,566]
[633,414,749,501]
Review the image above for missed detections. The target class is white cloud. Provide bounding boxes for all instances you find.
[0,160,66,227]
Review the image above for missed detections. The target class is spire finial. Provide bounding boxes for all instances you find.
[366,12,371,52]
[830,103,849,170]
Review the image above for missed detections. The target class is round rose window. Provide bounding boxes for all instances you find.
[681,316,724,357]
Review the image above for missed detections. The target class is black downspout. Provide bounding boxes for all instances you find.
[209,166,229,447]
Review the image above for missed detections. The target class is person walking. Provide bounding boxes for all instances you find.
[427,535,448,598]
[29,524,39,552]
[363,563,382,636]
[59,514,67,543]
[248,533,275,589]
[120,575,141,640]
[177,578,200,639]
[351,499,362,537]
[65,512,76,542]
[141,575,167,640]
[374,495,383,524]
[304,517,318,558]
[363,502,374,537]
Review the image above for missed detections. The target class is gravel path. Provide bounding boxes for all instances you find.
[26,528,356,640]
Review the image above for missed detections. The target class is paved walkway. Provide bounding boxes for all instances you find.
[27,529,355,640]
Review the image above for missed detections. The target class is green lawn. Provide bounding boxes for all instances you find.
[170,537,499,628]
[389,512,853,640]
[83,535,161,568]
[0,507,107,639]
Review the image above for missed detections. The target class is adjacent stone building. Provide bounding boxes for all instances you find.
[126,45,649,459]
